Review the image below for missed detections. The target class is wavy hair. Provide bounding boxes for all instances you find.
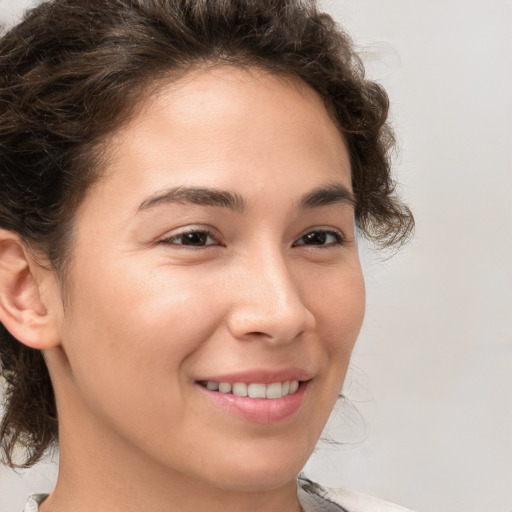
[0,0,413,467]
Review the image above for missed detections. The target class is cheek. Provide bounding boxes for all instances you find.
[60,260,224,404]
[308,262,365,343]
[306,263,365,390]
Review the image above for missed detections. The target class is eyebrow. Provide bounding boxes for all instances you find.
[137,182,355,214]
[137,186,246,213]
[298,183,356,209]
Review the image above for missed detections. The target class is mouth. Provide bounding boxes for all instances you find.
[197,380,300,399]
[196,374,310,423]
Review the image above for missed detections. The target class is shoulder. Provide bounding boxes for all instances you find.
[23,494,48,512]
[298,476,415,512]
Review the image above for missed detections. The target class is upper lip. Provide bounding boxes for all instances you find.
[196,367,313,384]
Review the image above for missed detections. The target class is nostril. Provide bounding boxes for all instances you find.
[243,329,305,342]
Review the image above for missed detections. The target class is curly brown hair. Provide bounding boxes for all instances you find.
[0,0,413,468]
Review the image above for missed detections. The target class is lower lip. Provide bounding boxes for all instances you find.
[197,382,309,424]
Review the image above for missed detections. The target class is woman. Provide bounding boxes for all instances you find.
[0,1,414,510]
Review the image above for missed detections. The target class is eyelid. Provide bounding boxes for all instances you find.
[292,227,346,247]
[156,225,346,249]
[158,226,222,247]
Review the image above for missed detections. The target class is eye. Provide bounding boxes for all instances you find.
[293,229,344,247]
[160,228,219,247]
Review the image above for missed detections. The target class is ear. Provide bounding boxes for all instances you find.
[0,230,61,349]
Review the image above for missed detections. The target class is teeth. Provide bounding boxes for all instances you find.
[232,382,248,397]
[266,382,282,399]
[218,382,232,393]
[203,380,300,399]
[248,383,266,398]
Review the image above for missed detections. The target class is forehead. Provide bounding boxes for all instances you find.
[79,66,351,219]
[109,66,347,163]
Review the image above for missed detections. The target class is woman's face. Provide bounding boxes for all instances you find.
[49,66,365,491]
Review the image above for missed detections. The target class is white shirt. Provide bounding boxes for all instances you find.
[23,476,415,512]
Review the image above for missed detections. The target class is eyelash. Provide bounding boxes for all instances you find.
[293,229,344,247]
[160,228,219,248]
[159,228,345,248]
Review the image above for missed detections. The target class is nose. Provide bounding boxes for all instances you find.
[226,249,315,344]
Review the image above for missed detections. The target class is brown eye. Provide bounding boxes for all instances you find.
[162,229,217,247]
[294,230,343,247]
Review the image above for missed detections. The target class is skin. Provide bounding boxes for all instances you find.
[0,66,365,512]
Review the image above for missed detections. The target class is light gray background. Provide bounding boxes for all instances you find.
[1,1,511,511]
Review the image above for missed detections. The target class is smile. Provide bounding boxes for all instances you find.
[199,380,300,399]
[198,379,309,424]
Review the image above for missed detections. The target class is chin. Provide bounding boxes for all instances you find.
[195,440,313,493]
[211,465,302,493]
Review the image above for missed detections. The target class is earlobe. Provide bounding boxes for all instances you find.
[0,230,61,349]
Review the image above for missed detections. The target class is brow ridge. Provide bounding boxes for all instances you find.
[138,186,246,213]
[137,182,355,215]
[298,183,356,209]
